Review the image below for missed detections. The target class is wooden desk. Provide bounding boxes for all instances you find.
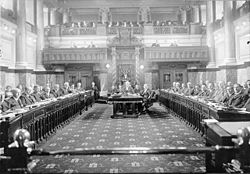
[159,90,250,134]
[204,122,250,172]
[0,91,95,148]
[108,95,143,118]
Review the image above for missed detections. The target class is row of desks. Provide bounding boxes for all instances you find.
[0,91,95,148]
[159,90,250,172]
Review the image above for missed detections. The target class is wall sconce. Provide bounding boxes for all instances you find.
[140,65,144,70]
[106,64,110,69]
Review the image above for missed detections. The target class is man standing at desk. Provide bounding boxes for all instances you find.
[140,84,152,112]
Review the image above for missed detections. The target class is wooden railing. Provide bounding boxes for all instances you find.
[144,46,209,62]
[106,26,143,35]
[45,25,97,36]
[153,25,189,34]
[0,91,94,148]
[43,48,108,64]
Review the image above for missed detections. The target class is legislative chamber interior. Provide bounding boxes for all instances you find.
[0,0,250,173]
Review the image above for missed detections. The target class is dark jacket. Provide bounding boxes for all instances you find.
[20,93,36,106]
[31,92,44,102]
[228,91,248,108]
[7,97,23,110]
[51,89,62,98]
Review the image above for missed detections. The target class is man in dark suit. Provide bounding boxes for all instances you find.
[183,82,194,96]
[134,84,141,94]
[76,82,84,92]
[221,86,234,106]
[60,82,71,95]
[122,81,134,95]
[228,84,248,108]
[51,84,62,98]
[20,87,36,106]
[140,84,152,112]
[31,85,44,102]
[7,88,23,110]
[41,87,54,99]
[0,91,12,113]
[91,82,99,100]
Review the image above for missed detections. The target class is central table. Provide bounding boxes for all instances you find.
[108,95,143,118]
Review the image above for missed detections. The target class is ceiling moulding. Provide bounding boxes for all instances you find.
[55,0,205,9]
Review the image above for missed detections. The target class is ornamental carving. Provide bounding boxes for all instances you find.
[108,28,143,46]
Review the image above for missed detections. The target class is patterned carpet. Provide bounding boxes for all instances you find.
[31,103,206,173]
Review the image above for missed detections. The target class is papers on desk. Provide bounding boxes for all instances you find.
[0,112,16,120]
[203,119,219,125]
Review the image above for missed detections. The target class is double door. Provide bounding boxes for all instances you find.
[160,69,187,89]
[65,71,92,89]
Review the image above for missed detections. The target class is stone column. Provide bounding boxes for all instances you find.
[36,0,45,71]
[63,9,70,24]
[223,1,236,64]
[16,0,27,68]
[193,6,200,23]
[206,0,216,67]
[50,8,57,25]
[180,8,187,24]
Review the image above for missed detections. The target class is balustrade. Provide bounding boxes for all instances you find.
[106,26,143,35]
[153,25,190,34]
[43,48,108,64]
[144,46,209,62]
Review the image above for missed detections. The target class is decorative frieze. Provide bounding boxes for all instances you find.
[43,48,107,64]
[144,46,208,62]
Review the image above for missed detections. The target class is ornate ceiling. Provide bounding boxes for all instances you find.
[44,0,205,15]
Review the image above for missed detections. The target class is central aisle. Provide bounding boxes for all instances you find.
[31,103,206,173]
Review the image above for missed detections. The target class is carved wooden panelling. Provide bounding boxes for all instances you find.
[144,46,209,62]
[43,48,107,64]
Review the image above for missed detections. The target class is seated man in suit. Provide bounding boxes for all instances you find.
[228,83,248,108]
[140,84,152,112]
[41,87,54,99]
[110,85,119,95]
[122,81,134,95]
[134,84,141,95]
[198,84,209,97]
[31,85,45,102]
[221,86,234,106]
[20,87,36,106]
[76,82,84,92]
[7,88,23,110]
[60,82,71,95]
[51,84,62,98]
[183,82,194,96]
[0,91,13,113]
